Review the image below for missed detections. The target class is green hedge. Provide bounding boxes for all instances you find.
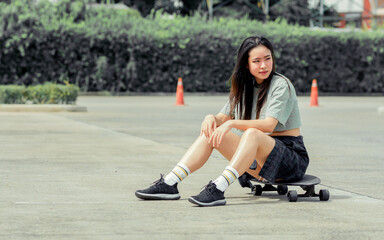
[1,0,384,93]
[0,83,79,104]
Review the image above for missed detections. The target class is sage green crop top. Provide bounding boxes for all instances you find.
[219,73,302,133]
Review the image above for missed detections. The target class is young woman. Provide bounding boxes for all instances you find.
[135,36,309,207]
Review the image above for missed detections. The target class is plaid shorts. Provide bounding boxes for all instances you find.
[252,136,309,183]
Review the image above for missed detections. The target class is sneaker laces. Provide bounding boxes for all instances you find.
[201,181,216,194]
[151,174,165,186]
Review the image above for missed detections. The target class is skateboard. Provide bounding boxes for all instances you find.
[249,174,330,202]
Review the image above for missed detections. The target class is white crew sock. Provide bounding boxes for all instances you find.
[164,163,191,186]
[213,166,240,192]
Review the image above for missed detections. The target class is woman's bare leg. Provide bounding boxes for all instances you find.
[180,128,274,178]
[188,128,276,206]
[137,129,271,202]
[228,128,275,177]
[179,131,241,173]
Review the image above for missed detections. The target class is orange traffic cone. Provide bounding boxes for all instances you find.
[175,77,185,106]
[310,79,319,107]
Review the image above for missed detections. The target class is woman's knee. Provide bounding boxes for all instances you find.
[242,128,264,141]
[199,134,227,150]
[198,134,217,149]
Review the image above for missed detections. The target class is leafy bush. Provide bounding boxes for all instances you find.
[0,83,79,104]
[0,85,27,104]
[0,0,383,93]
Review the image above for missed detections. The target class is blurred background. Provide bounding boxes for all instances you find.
[0,0,383,95]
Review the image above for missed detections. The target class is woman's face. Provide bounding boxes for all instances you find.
[247,45,273,84]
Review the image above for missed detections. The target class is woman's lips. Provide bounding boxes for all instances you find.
[259,71,268,75]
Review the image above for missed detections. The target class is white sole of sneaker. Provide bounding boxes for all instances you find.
[188,197,226,207]
[135,192,180,200]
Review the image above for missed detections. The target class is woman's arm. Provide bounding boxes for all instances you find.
[200,113,231,138]
[213,113,231,126]
[229,117,278,133]
[208,117,278,148]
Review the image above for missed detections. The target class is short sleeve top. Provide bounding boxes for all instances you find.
[219,73,302,133]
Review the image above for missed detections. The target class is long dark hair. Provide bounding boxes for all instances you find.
[229,36,276,120]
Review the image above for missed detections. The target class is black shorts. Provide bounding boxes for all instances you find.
[251,136,309,183]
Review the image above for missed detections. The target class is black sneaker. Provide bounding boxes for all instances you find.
[188,181,226,207]
[135,174,180,200]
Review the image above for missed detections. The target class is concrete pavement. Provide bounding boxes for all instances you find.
[0,104,87,112]
[0,95,383,239]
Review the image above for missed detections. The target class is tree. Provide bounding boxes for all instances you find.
[269,0,311,26]
[310,1,340,28]
[180,0,200,15]
[94,0,156,17]
[152,0,201,16]
[95,0,201,17]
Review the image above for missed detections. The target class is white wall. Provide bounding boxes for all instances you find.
[308,0,364,12]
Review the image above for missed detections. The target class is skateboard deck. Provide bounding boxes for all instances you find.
[249,174,329,202]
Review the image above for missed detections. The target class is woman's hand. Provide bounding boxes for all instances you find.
[200,115,217,138]
[209,120,233,148]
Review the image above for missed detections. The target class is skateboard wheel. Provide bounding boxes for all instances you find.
[252,185,262,196]
[277,185,288,195]
[319,189,330,201]
[287,190,298,202]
